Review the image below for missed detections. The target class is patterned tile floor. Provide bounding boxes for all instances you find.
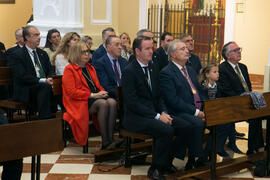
[1,122,269,180]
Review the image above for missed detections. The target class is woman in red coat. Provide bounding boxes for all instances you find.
[62,41,117,149]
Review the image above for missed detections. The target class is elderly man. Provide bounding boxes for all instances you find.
[93,35,128,98]
[6,28,24,56]
[160,40,206,170]
[179,34,202,75]
[122,36,192,180]
[219,41,264,155]
[10,25,54,120]
[92,27,116,63]
[153,32,174,71]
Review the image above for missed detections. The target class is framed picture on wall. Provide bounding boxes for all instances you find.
[0,0,15,4]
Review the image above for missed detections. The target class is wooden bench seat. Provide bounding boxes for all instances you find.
[0,67,33,121]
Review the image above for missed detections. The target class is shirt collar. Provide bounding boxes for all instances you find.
[208,81,217,88]
[172,61,185,71]
[227,60,238,69]
[25,45,36,53]
[136,59,149,68]
[107,52,117,64]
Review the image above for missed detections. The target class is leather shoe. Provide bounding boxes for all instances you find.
[185,158,195,170]
[227,144,243,154]
[195,158,208,168]
[217,150,229,157]
[235,131,245,137]
[246,149,258,155]
[147,166,166,180]
[164,164,177,174]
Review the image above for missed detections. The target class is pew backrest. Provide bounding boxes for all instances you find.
[0,118,64,162]
[204,92,270,126]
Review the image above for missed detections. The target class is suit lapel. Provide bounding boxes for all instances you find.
[133,60,152,94]
[225,61,245,87]
[170,62,193,95]
[22,46,37,76]
[104,55,117,84]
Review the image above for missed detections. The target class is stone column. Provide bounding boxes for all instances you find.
[29,0,82,46]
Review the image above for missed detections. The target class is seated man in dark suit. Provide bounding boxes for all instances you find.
[153,32,173,71]
[160,40,206,170]
[219,41,264,155]
[0,108,23,180]
[122,36,192,180]
[179,34,202,75]
[10,25,55,120]
[93,35,128,98]
[92,27,115,63]
[6,28,24,56]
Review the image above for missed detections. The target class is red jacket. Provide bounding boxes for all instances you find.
[62,63,104,145]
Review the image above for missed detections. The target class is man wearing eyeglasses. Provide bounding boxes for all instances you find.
[10,25,55,120]
[219,41,264,155]
[179,34,202,75]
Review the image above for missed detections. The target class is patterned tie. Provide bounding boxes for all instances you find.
[181,67,201,109]
[235,65,249,92]
[143,66,152,91]
[33,50,46,78]
[113,59,121,86]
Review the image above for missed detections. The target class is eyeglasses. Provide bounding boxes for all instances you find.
[230,47,242,53]
[81,50,91,55]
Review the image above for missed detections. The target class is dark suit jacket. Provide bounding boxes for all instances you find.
[92,44,106,63]
[186,53,202,75]
[93,54,128,98]
[153,47,169,71]
[11,46,54,103]
[160,61,205,116]
[218,61,251,97]
[6,45,21,56]
[121,59,167,132]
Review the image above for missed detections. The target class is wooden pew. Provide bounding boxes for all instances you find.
[0,118,64,180]
[176,92,270,180]
[0,67,33,121]
[0,58,7,66]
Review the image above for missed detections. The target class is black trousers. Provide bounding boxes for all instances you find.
[29,83,53,120]
[248,118,264,151]
[1,159,23,180]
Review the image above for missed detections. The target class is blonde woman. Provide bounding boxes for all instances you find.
[62,41,118,149]
[53,32,80,75]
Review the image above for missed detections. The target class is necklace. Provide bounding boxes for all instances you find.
[81,68,97,92]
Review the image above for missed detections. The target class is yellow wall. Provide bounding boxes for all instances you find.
[234,0,270,75]
[0,0,32,49]
[118,0,139,42]
[82,0,139,50]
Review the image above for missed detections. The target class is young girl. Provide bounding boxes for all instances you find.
[199,63,240,158]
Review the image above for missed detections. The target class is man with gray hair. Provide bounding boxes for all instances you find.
[92,27,115,63]
[6,28,24,56]
[179,34,202,75]
[160,39,206,170]
[93,35,127,98]
[10,25,55,120]
[219,41,264,155]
